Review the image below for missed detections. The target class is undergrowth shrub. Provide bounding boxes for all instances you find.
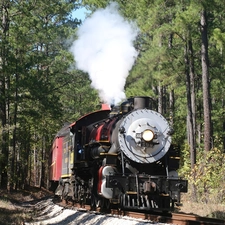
[179,146,225,203]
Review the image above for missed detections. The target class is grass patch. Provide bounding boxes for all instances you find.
[0,186,53,224]
[179,193,225,220]
[0,207,32,225]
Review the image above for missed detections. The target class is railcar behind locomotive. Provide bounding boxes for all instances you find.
[49,96,188,211]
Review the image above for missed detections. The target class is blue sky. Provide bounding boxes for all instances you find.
[71,7,89,21]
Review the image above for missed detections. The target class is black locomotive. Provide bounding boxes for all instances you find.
[49,96,188,211]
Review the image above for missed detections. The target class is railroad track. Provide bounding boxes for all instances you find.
[57,200,225,225]
[115,210,225,225]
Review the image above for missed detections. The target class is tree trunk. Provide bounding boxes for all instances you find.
[184,40,197,201]
[7,74,13,192]
[223,121,225,152]
[13,72,18,189]
[201,10,212,152]
[188,39,197,165]
[0,0,10,189]
[184,41,196,168]
[169,90,174,126]
[158,84,163,114]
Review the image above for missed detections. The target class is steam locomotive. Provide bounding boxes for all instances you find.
[49,96,188,211]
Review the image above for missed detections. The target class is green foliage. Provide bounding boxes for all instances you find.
[180,147,225,203]
[178,144,192,177]
[58,71,100,123]
[0,0,89,188]
[1,0,225,191]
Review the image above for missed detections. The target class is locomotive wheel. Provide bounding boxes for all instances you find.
[100,197,111,209]
[91,194,101,209]
[104,198,111,209]
[90,194,96,208]
[95,197,101,207]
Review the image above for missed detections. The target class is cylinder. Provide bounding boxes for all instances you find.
[91,146,109,159]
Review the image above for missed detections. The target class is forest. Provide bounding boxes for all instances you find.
[0,0,225,204]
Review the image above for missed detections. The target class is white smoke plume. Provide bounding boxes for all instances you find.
[70,2,139,105]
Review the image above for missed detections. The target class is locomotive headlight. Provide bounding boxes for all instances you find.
[142,129,154,142]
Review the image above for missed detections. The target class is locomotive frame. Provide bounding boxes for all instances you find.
[49,96,188,212]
